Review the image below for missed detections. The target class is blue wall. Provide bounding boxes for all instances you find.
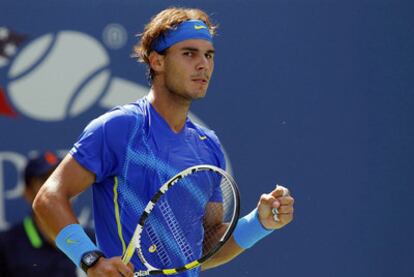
[1,1,413,276]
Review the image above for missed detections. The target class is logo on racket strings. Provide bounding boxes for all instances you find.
[149,244,157,253]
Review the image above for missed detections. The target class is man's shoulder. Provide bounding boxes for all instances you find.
[88,98,149,132]
[103,98,148,122]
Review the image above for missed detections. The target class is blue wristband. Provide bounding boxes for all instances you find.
[55,224,99,266]
[233,208,274,249]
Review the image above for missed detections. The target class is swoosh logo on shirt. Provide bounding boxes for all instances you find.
[194,25,207,30]
[199,135,207,140]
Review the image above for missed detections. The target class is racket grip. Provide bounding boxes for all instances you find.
[134,271,149,276]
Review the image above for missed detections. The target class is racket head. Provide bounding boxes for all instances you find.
[122,164,240,275]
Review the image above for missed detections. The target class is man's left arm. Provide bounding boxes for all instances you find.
[202,186,294,270]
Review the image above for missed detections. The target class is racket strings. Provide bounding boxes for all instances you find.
[202,176,236,255]
[145,223,172,267]
[141,172,206,268]
[158,198,195,262]
[139,168,238,271]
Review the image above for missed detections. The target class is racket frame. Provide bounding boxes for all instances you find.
[121,164,240,276]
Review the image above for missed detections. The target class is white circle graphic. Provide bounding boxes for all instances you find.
[102,23,128,50]
[7,31,110,121]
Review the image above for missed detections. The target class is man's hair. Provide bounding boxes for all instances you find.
[133,7,218,83]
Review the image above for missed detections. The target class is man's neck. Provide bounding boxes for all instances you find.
[148,86,191,133]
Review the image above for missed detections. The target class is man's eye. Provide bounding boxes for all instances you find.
[206,53,214,59]
[183,52,193,57]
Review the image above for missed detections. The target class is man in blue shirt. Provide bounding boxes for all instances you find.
[33,7,294,277]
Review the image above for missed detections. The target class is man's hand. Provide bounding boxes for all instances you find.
[257,185,294,230]
[87,257,134,277]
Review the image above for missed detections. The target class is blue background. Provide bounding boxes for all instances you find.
[1,0,413,276]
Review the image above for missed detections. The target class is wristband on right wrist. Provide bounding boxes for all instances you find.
[233,208,274,249]
[55,224,99,267]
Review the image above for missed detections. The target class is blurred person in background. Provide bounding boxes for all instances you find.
[0,151,89,277]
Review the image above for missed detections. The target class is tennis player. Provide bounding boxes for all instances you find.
[33,7,294,277]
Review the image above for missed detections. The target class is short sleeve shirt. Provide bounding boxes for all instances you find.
[70,97,225,276]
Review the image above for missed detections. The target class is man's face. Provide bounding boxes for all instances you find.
[159,39,215,101]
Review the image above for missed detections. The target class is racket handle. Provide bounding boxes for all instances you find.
[134,271,149,276]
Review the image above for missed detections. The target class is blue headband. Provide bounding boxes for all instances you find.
[152,20,213,52]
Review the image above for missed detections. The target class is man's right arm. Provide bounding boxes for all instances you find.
[33,154,95,238]
[33,154,134,277]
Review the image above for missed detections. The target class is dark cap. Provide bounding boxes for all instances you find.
[24,151,61,185]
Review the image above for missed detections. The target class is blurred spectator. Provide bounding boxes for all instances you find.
[0,151,89,277]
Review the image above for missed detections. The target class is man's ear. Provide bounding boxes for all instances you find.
[149,51,165,74]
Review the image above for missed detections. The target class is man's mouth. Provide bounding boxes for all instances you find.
[191,77,208,84]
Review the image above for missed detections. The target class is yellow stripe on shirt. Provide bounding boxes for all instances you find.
[113,176,126,253]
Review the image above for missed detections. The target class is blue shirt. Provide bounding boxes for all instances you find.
[70,97,225,276]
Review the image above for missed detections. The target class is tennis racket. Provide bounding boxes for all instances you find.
[122,164,240,276]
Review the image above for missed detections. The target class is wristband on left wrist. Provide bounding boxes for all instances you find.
[233,208,274,249]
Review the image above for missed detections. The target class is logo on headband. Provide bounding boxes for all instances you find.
[194,25,207,30]
[152,20,212,53]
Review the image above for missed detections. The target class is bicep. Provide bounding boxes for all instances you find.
[41,153,95,199]
[32,153,96,238]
